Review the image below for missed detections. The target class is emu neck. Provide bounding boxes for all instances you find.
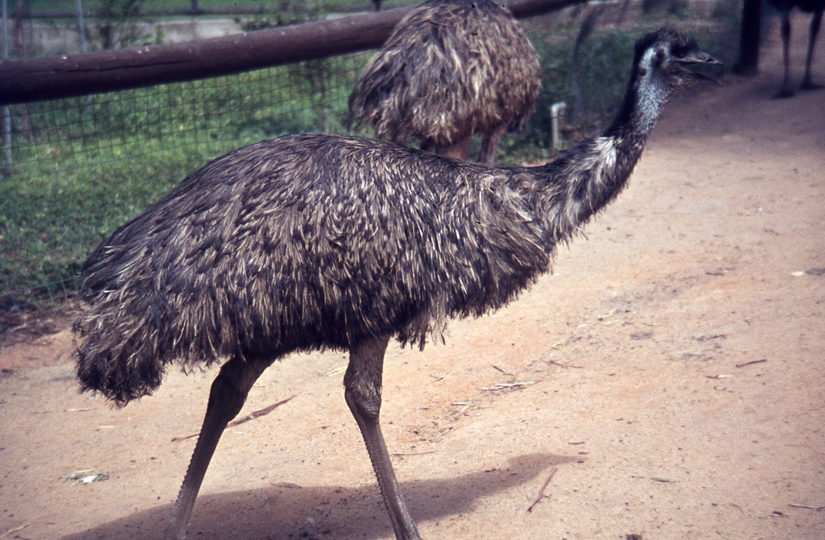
[605,66,667,141]
[538,70,665,238]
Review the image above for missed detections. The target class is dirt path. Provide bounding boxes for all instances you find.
[1,22,824,540]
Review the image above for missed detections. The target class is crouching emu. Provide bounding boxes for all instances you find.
[769,0,824,97]
[347,0,541,164]
[75,29,719,540]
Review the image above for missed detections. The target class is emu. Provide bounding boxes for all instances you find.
[769,0,824,97]
[347,0,541,164]
[74,29,719,540]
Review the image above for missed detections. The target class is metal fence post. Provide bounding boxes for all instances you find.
[2,0,12,172]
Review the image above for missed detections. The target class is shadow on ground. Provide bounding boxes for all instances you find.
[62,452,571,539]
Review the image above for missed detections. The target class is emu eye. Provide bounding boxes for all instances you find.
[673,45,688,58]
[655,49,666,63]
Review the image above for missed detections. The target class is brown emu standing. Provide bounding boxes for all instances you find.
[75,29,719,540]
[347,0,542,164]
[769,0,824,97]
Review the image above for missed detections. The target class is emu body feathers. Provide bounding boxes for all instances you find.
[76,133,629,404]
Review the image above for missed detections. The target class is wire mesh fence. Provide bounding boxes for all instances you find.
[1,52,370,313]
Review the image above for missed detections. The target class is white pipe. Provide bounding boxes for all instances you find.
[550,101,566,151]
[76,0,88,54]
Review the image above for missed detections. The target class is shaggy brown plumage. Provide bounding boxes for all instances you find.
[347,0,542,163]
[75,29,719,540]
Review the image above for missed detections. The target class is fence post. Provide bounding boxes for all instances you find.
[2,0,12,172]
[735,0,761,76]
[76,0,95,107]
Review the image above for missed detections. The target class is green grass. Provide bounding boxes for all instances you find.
[1,55,367,307]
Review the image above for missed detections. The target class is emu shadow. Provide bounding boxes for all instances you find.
[61,452,572,540]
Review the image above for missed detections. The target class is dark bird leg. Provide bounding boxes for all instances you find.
[800,6,824,90]
[776,6,796,98]
[164,356,270,540]
[436,136,471,161]
[478,126,505,164]
[344,336,420,540]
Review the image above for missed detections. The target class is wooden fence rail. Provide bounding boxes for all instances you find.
[8,8,291,19]
[0,0,584,106]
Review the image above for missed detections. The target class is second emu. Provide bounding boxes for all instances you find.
[75,29,719,540]
[768,0,824,97]
[348,0,542,163]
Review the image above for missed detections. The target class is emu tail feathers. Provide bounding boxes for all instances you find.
[74,307,169,406]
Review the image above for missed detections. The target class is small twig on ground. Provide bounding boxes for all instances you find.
[0,523,30,539]
[391,450,436,456]
[736,359,767,368]
[228,395,296,427]
[527,467,557,512]
[549,360,583,369]
[481,381,535,391]
[271,481,302,489]
[596,308,618,320]
[65,407,97,412]
[172,395,296,442]
[788,503,824,511]
[429,371,447,381]
[171,432,200,443]
[492,365,513,376]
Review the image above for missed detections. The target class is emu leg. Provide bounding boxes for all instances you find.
[801,8,824,89]
[345,336,421,540]
[164,356,269,540]
[776,8,796,98]
[478,126,505,165]
[436,136,471,161]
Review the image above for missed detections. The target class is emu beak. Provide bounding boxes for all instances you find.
[678,50,723,83]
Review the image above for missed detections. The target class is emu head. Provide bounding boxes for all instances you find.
[630,29,721,128]
[636,29,721,93]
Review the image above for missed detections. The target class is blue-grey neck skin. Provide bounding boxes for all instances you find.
[619,47,670,135]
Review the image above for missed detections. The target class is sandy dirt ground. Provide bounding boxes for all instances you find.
[1,20,824,540]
